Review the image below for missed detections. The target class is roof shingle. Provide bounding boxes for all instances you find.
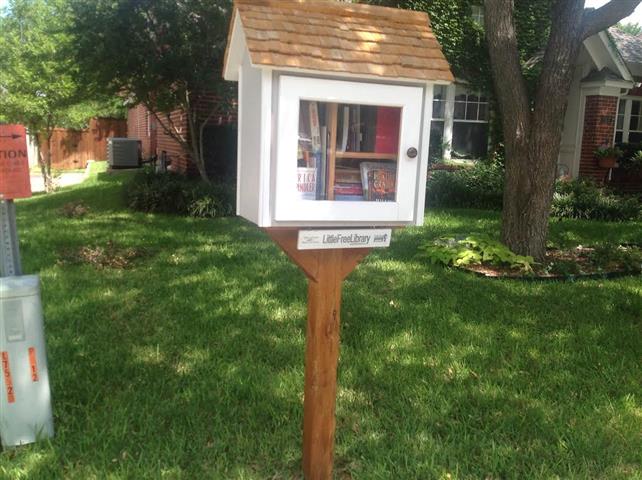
[227,0,454,83]
[609,27,642,65]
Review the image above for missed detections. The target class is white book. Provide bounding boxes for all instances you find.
[309,102,321,153]
[339,106,349,152]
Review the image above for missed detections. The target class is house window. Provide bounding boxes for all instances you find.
[615,99,625,143]
[630,100,641,143]
[471,5,484,26]
[452,85,489,158]
[615,98,642,144]
[430,85,447,161]
[432,85,447,120]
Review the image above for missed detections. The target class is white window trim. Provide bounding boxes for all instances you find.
[615,97,642,143]
[433,84,489,160]
[471,5,484,26]
[274,75,425,224]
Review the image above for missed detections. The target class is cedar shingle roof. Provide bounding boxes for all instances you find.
[224,0,454,83]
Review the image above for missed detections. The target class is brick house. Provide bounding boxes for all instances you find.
[561,28,642,191]
[127,93,237,177]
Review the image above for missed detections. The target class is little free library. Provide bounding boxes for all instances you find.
[223,1,453,479]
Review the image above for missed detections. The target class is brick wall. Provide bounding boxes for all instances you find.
[155,109,193,175]
[579,95,618,181]
[127,93,237,176]
[127,105,156,159]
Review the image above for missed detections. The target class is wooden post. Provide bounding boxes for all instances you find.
[267,229,369,480]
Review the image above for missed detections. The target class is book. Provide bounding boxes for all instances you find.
[296,167,317,200]
[335,166,361,184]
[334,183,363,196]
[298,101,312,167]
[338,106,349,152]
[335,194,363,202]
[360,161,397,202]
[374,107,401,154]
[360,106,378,152]
[347,105,361,152]
[309,102,321,153]
[316,126,328,200]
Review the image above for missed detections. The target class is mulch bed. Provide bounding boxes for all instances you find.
[460,245,642,281]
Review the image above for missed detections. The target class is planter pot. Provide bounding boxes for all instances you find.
[598,156,618,169]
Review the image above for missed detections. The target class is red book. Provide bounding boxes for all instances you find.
[374,107,401,155]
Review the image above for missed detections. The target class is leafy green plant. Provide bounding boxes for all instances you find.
[619,150,642,173]
[125,167,235,218]
[589,244,642,272]
[426,162,504,209]
[594,145,623,159]
[419,234,535,272]
[551,179,641,221]
[548,259,582,276]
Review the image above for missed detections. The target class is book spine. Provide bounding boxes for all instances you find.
[316,126,328,200]
[309,102,321,153]
[339,106,349,152]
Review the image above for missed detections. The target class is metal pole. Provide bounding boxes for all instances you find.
[0,199,22,277]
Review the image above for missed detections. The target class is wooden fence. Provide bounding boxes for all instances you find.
[39,118,127,170]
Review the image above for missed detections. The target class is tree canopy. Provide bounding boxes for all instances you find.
[616,21,642,36]
[0,0,124,190]
[70,0,234,181]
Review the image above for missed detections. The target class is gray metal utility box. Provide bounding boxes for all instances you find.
[0,275,54,447]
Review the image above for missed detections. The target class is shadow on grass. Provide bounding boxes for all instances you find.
[4,178,642,479]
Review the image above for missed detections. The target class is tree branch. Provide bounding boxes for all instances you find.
[582,0,642,40]
[148,108,189,150]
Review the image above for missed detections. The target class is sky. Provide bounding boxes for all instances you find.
[0,0,641,24]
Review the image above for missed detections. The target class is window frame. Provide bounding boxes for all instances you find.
[615,97,642,144]
[453,86,489,124]
[471,5,484,26]
[274,75,425,223]
[430,84,491,160]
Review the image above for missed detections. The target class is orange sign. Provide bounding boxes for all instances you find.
[1,351,16,404]
[0,124,31,200]
[28,347,39,382]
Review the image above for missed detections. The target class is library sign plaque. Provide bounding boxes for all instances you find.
[298,229,391,250]
[223,0,453,478]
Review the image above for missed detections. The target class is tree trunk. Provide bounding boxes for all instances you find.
[33,131,54,194]
[483,0,640,260]
[187,106,210,184]
[44,130,55,193]
[148,102,211,184]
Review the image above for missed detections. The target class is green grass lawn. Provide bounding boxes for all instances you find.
[2,166,641,479]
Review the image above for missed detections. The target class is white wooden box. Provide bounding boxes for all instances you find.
[224,0,453,228]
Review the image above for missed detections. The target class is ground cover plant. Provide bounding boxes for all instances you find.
[419,234,642,278]
[1,165,641,479]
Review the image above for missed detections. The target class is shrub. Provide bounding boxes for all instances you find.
[551,179,640,222]
[426,161,504,209]
[589,243,642,272]
[125,168,235,218]
[426,164,641,221]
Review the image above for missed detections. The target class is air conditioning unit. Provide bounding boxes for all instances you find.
[107,138,140,168]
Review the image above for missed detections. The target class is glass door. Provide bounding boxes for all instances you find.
[275,76,424,223]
